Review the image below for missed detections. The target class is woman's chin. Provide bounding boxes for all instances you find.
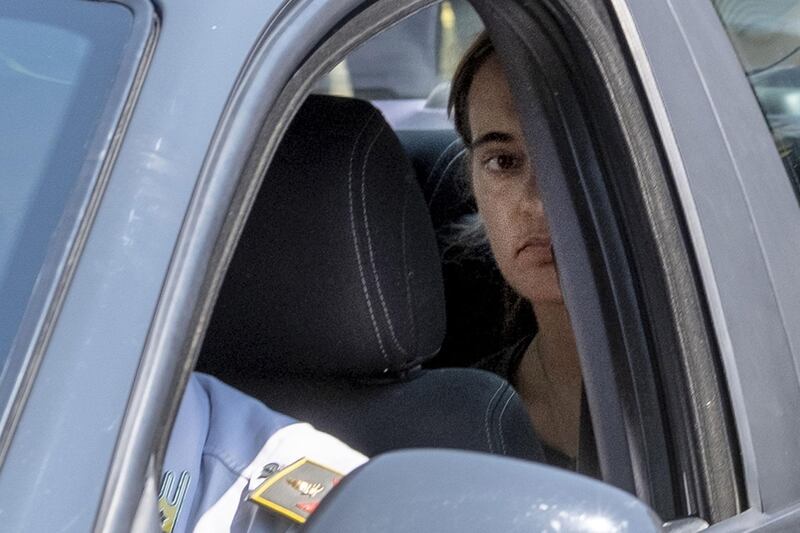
[528,292,564,305]
[512,267,563,304]
[517,283,563,305]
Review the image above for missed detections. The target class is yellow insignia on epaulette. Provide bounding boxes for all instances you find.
[159,470,190,533]
[249,458,342,524]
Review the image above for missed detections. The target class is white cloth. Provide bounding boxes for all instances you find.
[160,373,367,533]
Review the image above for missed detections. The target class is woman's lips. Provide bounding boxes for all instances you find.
[517,238,554,265]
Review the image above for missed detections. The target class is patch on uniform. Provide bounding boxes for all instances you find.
[249,458,342,524]
[159,470,190,533]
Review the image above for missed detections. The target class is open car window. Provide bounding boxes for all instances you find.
[314,1,483,130]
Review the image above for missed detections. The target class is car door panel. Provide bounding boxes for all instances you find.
[0,0,283,530]
[611,0,800,521]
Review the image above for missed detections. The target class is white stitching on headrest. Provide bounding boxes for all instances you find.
[429,147,467,207]
[360,123,408,358]
[399,181,417,355]
[497,391,515,456]
[484,383,505,454]
[424,138,463,193]
[347,110,390,369]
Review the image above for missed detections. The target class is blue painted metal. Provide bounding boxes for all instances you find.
[613,0,800,525]
[305,449,663,532]
[3,0,800,529]
[0,0,282,529]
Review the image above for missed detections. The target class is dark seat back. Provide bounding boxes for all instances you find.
[198,95,542,461]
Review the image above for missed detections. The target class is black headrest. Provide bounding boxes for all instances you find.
[397,130,471,231]
[201,95,445,378]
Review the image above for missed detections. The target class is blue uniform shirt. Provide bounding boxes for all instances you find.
[160,373,367,533]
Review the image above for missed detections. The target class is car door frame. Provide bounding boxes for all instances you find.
[94,0,448,530]
[85,0,800,530]
[609,0,800,528]
[0,0,313,531]
[97,0,735,528]
[115,0,686,524]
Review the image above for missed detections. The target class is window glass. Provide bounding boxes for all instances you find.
[0,2,133,388]
[713,0,800,202]
[315,0,483,129]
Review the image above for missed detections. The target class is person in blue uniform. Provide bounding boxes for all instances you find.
[159,373,367,533]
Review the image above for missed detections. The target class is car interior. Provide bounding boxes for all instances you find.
[197,92,543,460]
[189,0,743,525]
[196,3,550,461]
[14,0,800,529]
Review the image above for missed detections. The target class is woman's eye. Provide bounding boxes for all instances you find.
[485,154,522,173]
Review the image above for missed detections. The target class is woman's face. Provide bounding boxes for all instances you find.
[467,55,562,304]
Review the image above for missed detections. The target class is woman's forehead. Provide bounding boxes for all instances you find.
[467,56,522,141]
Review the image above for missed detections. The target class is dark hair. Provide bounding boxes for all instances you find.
[443,30,495,257]
[447,31,495,145]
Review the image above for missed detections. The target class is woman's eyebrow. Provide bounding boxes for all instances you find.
[470,131,515,149]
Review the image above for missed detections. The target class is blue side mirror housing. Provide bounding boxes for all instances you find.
[305,449,663,532]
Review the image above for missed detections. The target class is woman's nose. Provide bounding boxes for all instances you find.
[519,181,543,214]
[520,191,548,231]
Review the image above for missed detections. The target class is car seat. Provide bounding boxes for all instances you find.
[198,94,543,461]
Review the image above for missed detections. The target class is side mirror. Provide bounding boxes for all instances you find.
[305,449,665,532]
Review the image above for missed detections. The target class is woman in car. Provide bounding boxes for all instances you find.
[448,32,584,470]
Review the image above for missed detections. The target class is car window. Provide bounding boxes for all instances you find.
[314,0,483,130]
[713,0,800,203]
[0,2,132,404]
